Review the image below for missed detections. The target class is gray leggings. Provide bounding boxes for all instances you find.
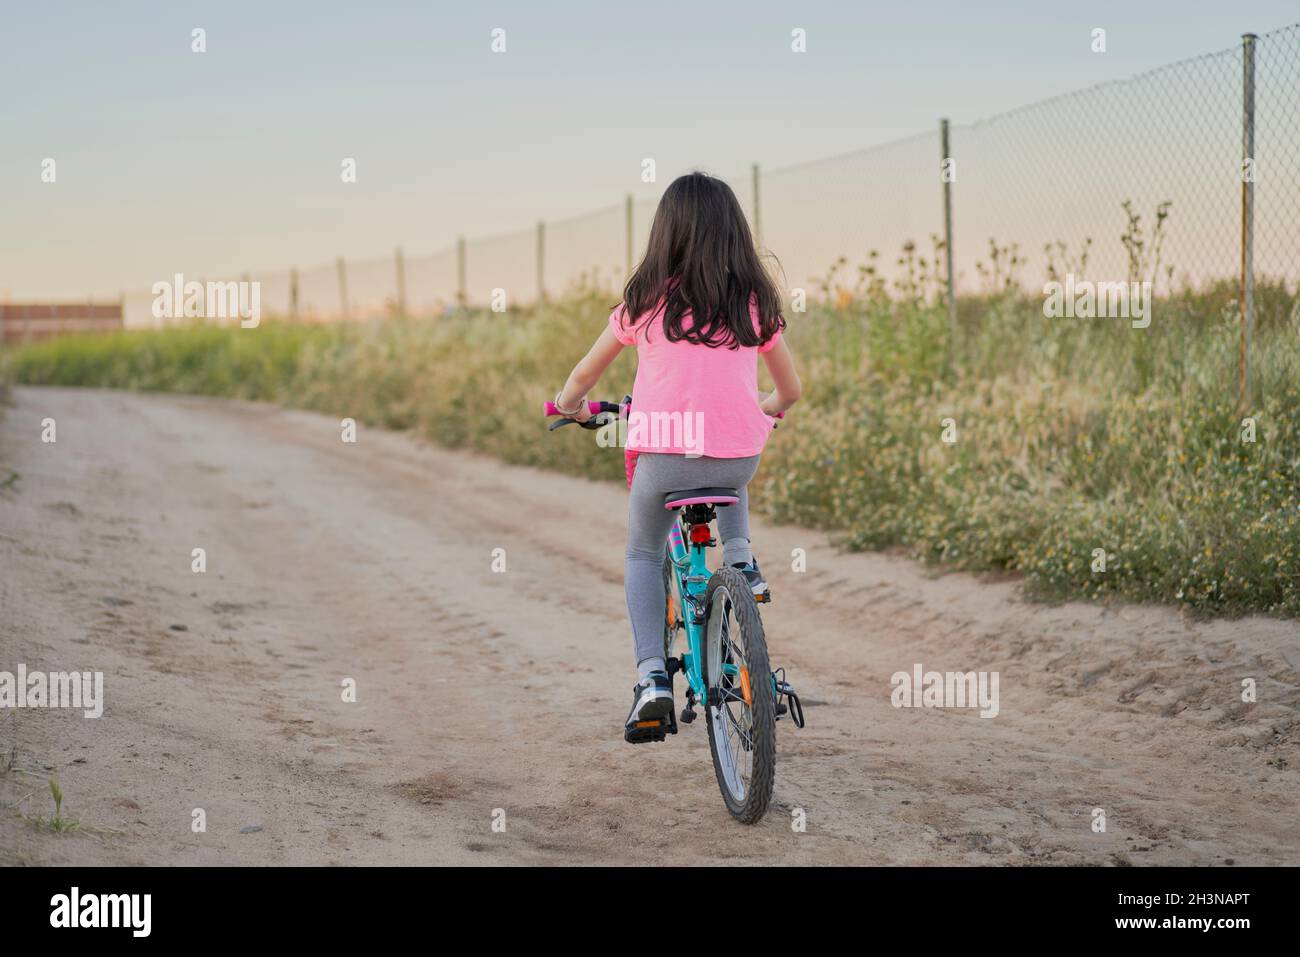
[625,452,760,665]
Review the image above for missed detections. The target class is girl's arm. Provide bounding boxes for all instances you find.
[759,338,802,416]
[555,326,626,421]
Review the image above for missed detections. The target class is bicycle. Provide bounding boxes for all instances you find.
[544,396,804,824]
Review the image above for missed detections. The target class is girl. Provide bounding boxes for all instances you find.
[552,172,802,737]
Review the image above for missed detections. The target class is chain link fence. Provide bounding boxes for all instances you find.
[122,24,1298,332]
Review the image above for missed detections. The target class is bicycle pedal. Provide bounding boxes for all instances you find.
[624,710,677,744]
[679,706,696,724]
[772,673,806,729]
[754,589,771,603]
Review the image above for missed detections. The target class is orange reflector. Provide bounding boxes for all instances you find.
[635,720,660,728]
[738,667,753,706]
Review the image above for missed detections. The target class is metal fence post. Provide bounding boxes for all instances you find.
[395,246,407,317]
[456,235,467,312]
[625,194,634,278]
[941,118,958,357]
[1239,33,1257,411]
[337,257,350,320]
[751,163,761,247]
[537,220,546,307]
[289,267,300,321]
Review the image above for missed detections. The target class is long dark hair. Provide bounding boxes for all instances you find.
[620,172,784,349]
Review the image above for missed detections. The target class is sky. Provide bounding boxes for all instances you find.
[2,0,1296,299]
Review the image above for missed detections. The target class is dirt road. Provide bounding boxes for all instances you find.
[1,387,1296,865]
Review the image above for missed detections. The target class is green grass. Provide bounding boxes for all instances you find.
[4,281,1299,618]
[1,771,121,838]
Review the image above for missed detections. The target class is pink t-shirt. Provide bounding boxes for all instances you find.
[609,302,781,458]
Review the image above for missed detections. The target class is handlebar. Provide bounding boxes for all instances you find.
[543,396,630,431]
[542,400,622,417]
[544,395,784,431]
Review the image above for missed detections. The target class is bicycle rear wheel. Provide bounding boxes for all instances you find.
[703,566,775,823]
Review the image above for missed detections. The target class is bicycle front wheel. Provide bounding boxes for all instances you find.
[703,566,775,824]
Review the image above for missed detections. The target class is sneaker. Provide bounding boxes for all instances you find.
[732,559,769,597]
[625,671,674,729]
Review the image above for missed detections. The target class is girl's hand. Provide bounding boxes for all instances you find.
[555,390,592,422]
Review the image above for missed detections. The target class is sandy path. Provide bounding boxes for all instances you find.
[0,387,1296,866]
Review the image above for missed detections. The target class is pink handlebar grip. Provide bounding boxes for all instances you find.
[543,400,603,416]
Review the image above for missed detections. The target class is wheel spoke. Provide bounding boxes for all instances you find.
[723,701,753,752]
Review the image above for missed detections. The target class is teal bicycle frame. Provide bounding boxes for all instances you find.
[664,506,803,731]
[664,514,728,702]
